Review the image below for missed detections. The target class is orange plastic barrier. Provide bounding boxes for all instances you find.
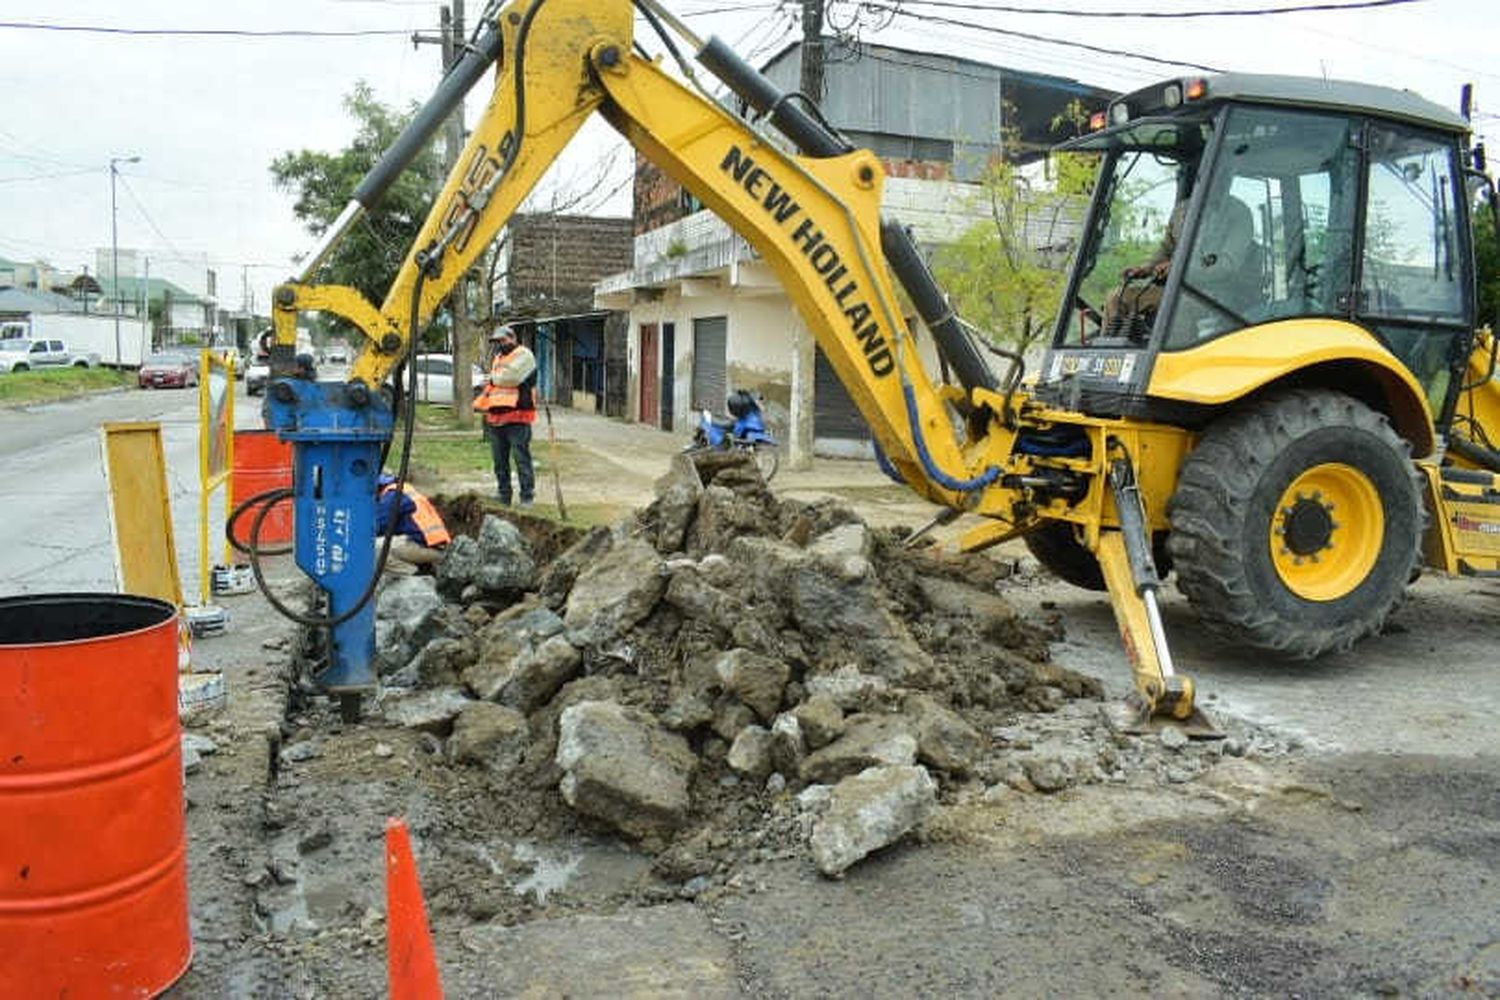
[387,818,444,1000]
[230,429,294,547]
[0,594,191,997]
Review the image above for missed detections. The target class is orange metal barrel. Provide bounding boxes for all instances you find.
[231,428,294,547]
[0,594,191,997]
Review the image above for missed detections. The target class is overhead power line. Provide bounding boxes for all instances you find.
[0,21,411,38]
[894,0,1423,18]
[861,2,1225,73]
[0,167,99,186]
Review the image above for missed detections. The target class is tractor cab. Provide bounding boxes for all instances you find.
[1037,73,1476,434]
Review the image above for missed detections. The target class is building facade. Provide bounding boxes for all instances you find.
[492,212,633,413]
[596,39,1112,462]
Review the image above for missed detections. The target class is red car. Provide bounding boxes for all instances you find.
[138,352,198,389]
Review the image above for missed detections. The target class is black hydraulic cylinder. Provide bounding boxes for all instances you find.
[352,22,505,210]
[697,37,851,159]
[697,36,996,393]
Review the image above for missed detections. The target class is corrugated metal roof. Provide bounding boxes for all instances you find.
[0,286,86,314]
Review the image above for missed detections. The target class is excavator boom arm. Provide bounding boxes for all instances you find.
[279,0,994,506]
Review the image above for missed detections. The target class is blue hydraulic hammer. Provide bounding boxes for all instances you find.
[264,377,394,698]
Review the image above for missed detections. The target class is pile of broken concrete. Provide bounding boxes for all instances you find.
[366,451,1219,878]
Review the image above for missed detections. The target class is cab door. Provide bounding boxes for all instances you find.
[1352,122,1472,417]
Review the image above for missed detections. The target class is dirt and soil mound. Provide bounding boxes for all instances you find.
[247,450,1268,973]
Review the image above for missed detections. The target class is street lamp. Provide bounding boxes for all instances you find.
[109,155,140,368]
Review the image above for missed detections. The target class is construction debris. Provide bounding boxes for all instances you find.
[345,450,1139,878]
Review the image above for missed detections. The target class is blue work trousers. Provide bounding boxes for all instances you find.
[487,421,535,504]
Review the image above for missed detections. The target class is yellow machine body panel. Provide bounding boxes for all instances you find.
[1451,328,1500,471]
[1422,464,1500,577]
[1148,317,1438,457]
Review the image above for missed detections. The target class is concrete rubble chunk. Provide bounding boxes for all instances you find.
[375,576,458,672]
[376,575,445,626]
[711,697,758,743]
[916,575,1020,626]
[903,693,985,775]
[464,605,567,701]
[769,712,806,776]
[563,536,667,645]
[499,635,582,713]
[794,694,846,750]
[382,686,472,736]
[803,666,890,712]
[438,515,537,597]
[556,701,696,841]
[651,453,705,553]
[660,694,715,733]
[713,648,790,722]
[799,714,918,784]
[408,636,479,688]
[448,701,530,774]
[1022,755,1075,793]
[788,566,930,683]
[809,765,938,877]
[807,521,872,562]
[726,725,775,778]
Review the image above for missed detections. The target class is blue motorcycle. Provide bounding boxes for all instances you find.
[689,389,780,482]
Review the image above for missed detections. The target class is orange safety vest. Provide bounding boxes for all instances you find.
[380,483,452,548]
[473,347,536,423]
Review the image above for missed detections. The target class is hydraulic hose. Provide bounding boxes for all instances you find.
[872,439,906,485]
[226,487,293,557]
[901,382,1000,493]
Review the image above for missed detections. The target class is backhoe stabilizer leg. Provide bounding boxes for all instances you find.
[1093,448,1219,736]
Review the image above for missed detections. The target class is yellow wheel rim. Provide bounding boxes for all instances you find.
[1270,462,1384,602]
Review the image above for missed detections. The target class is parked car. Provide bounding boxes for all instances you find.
[245,356,271,396]
[0,337,99,373]
[410,353,484,405]
[138,352,198,389]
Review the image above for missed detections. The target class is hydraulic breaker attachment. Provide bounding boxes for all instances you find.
[1095,443,1219,737]
[265,378,395,704]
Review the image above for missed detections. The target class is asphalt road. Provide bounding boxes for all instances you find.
[1005,571,1500,757]
[0,382,254,600]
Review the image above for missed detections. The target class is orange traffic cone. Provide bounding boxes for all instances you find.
[386,818,444,999]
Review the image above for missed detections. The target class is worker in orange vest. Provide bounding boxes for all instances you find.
[375,473,452,574]
[473,324,537,507]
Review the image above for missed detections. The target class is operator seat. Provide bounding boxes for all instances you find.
[1197,196,1264,316]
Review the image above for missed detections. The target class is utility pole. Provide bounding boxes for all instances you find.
[415,3,476,427]
[141,256,151,357]
[800,0,825,105]
[109,155,140,369]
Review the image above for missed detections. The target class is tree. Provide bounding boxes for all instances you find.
[933,148,1095,357]
[271,82,443,315]
[1473,190,1500,327]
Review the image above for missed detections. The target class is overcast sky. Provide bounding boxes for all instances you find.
[0,0,1492,315]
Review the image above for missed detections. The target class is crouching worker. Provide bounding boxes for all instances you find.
[374,473,452,575]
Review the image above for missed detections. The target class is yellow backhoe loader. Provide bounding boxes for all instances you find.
[256,0,1500,730]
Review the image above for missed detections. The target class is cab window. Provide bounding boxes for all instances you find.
[1166,106,1360,348]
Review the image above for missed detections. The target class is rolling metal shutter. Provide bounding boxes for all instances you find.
[814,347,871,441]
[691,316,727,414]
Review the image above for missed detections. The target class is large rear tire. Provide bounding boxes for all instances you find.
[1023,521,1172,593]
[1023,521,1106,591]
[1167,389,1422,659]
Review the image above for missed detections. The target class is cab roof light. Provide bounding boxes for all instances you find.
[1163,83,1183,109]
[1089,110,1108,131]
[1109,102,1130,126]
[1185,78,1208,101]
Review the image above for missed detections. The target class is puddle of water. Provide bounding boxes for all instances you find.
[512,841,583,905]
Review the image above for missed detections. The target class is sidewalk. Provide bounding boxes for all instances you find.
[431,405,947,530]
